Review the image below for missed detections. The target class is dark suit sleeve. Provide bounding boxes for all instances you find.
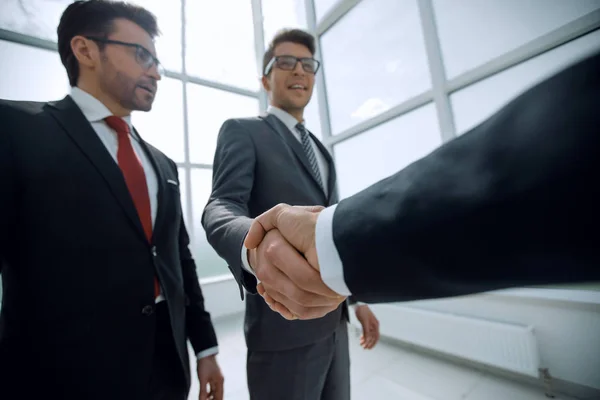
[201,119,257,297]
[332,51,600,304]
[174,165,218,353]
[0,103,16,274]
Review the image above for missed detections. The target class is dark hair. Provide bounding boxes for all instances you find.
[263,28,316,76]
[57,0,159,86]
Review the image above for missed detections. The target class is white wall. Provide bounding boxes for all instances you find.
[354,289,600,393]
[200,276,246,320]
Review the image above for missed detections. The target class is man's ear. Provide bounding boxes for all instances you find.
[71,35,97,68]
[261,75,271,92]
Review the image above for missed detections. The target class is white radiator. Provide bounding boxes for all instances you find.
[356,304,541,378]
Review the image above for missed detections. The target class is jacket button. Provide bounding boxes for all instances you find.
[141,305,154,316]
[151,246,157,256]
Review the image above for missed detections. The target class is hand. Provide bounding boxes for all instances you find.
[197,355,224,400]
[247,227,345,320]
[355,305,380,350]
[245,204,347,320]
[245,204,323,270]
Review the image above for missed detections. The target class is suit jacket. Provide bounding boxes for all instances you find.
[0,96,217,399]
[331,50,600,304]
[202,113,348,352]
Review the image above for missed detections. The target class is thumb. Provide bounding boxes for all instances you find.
[244,219,268,251]
[244,204,324,250]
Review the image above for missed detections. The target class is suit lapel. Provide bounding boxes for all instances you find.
[261,114,327,198]
[134,128,168,242]
[46,96,147,241]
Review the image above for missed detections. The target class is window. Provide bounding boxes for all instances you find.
[185,0,259,91]
[132,77,185,163]
[0,0,71,42]
[261,0,308,48]
[314,0,341,22]
[129,0,183,72]
[334,103,441,199]
[303,83,323,140]
[0,40,69,101]
[321,0,431,135]
[190,168,230,279]
[187,84,259,165]
[433,0,600,79]
[451,29,600,135]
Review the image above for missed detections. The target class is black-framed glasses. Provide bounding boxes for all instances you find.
[85,36,164,76]
[264,55,321,75]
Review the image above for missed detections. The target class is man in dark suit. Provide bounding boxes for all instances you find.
[242,49,600,319]
[0,2,223,399]
[202,29,379,399]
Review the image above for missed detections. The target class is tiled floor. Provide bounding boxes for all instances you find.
[188,313,578,400]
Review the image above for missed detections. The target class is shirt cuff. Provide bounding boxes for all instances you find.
[241,239,256,277]
[196,346,219,360]
[315,204,352,296]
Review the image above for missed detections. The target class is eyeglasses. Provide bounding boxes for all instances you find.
[264,55,321,75]
[85,36,165,76]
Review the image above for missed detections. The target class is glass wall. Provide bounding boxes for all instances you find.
[319,0,600,291]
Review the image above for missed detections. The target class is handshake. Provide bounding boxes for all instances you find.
[244,204,346,320]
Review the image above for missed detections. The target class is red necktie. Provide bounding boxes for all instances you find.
[104,116,160,298]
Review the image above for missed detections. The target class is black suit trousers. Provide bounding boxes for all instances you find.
[150,302,188,400]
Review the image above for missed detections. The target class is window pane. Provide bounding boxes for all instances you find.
[314,0,341,22]
[0,0,72,42]
[129,0,182,72]
[185,0,258,91]
[0,40,69,101]
[321,0,431,135]
[190,168,230,279]
[261,0,307,48]
[334,103,441,199]
[451,29,600,135]
[433,0,600,79]
[132,77,185,162]
[303,83,323,140]
[187,84,259,165]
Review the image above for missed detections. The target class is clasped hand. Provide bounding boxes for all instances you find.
[244,204,346,320]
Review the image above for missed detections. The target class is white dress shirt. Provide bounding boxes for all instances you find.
[240,106,329,274]
[69,87,218,359]
[315,204,351,296]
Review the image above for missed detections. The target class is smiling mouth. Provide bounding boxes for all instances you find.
[288,84,307,91]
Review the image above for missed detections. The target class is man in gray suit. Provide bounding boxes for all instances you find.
[202,29,380,399]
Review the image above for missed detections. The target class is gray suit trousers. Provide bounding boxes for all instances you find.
[246,320,350,400]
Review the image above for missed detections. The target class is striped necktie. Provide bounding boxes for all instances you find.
[296,123,324,192]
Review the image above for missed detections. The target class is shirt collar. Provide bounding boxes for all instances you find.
[267,106,305,133]
[69,86,133,131]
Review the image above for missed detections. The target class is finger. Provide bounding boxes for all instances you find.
[244,219,268,250]
[263,234,342,299]
[199,381,208,400]
[257,282,266,296]
[244,204,291,250]
[293,205,325,213]
[211,379,224,400]
[264,286,340,320]
[262,290,296,320]
[251,204,322,252]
